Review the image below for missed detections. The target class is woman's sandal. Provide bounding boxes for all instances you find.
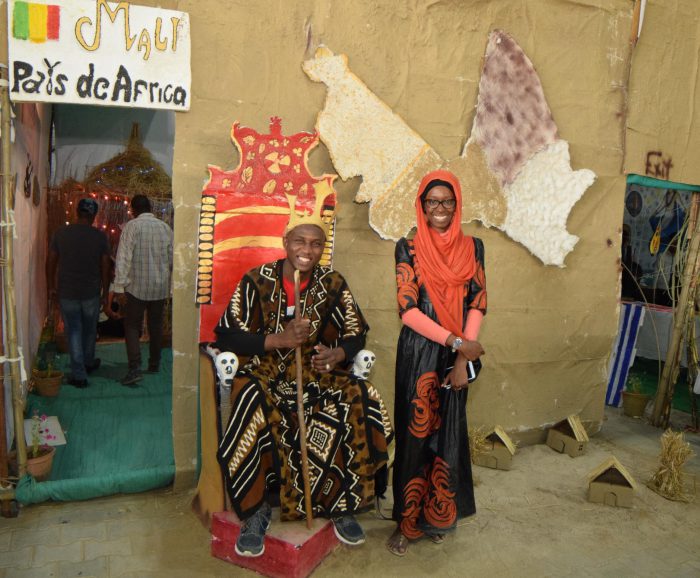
[386,529,409,557]
[429,534,445,544]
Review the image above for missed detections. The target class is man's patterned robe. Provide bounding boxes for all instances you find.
[215,259,393,521]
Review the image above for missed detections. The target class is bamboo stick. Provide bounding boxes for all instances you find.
[294,269,313,529]
[0,268,9,517]
[685,196,700,431]
[1,67,27,476]
[651,193,700,427]
[0,48,11,518]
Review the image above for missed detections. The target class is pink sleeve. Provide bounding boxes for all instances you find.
[464,309,484,341]
[402,308,451,345]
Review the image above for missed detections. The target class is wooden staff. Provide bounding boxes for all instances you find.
[294,269,314,528]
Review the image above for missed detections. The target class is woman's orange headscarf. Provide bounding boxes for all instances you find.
[413,170,477,336]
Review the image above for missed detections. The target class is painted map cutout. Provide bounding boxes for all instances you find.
[197,117,336,342]
[303,31,595,266]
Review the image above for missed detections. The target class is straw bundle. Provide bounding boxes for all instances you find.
[647,429,695,502]
[469,426,491,463]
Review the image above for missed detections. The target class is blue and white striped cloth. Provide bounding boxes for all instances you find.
[606,302,645,407]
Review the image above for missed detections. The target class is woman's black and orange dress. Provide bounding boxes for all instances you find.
[392,235,487,538]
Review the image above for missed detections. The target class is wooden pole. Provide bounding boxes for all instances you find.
[1,66,27,476]
[651,193,700,427]
[630,0,642,45]
[0,259,9,517]
[294,269,313,529]
[684,193,700,431]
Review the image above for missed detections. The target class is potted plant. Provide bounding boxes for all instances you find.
[26,411,56,481]
[31,319,63,396]
[622,375,650,418]
[31,363,64,397]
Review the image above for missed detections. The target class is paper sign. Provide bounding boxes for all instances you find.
[24,415,67,447]
[7,0,191,111]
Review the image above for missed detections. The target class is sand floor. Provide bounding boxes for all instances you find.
[1,407,699,577]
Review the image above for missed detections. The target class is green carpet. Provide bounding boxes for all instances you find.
[16,343,174,504]
[627,357,696,414]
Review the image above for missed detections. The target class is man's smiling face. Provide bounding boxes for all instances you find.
[283,224,326,275]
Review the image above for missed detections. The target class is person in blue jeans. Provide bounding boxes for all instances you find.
[48,198,110,387]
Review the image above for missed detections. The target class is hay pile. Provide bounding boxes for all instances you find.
[469,427,491,463]
[647,429,695,502]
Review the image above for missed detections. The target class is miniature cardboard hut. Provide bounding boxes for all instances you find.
[587,456,637,508]
[546,414,589,457]
[473,426,517,470]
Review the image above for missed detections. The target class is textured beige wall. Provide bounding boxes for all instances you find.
[165,0,633,485]
[625,0,700,184]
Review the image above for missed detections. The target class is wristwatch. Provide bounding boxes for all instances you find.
[451,337,463,352]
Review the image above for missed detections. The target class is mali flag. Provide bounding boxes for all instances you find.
[13,2,60,42]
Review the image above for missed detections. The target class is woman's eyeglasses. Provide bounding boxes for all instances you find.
[424,198,457,210]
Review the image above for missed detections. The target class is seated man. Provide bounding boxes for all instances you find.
[214,215,393,558]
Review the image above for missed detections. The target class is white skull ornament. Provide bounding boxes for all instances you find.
[352,349,376,379]
[215,352,239,388]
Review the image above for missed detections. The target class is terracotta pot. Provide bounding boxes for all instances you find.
[26,446,55,481]
[31,369,63,397]
[622,391,650,418]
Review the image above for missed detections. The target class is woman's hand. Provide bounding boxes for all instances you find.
[457,339,484,361]
[444,356,470,390]
[312,343,345,374]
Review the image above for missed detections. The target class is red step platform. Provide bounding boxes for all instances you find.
[211,511,339,578]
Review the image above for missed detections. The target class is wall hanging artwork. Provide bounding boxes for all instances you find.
[303,30,595,267]
[197,117,337,342]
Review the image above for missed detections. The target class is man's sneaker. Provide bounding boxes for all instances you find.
[332,515,365,546]
[144,364,159,374]
[86,359,101,374]
[235,502,272,557]
[121,370,142,386]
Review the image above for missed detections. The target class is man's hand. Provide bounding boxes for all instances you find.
[115,293,127,309]
[312,344,345,374]
[276,318,311,349]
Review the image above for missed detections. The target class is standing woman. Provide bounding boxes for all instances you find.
[387,170,487,556]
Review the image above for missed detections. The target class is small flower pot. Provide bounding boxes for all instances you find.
[622,391,650,418]
[30,369,64,397]
[26,446,55,481]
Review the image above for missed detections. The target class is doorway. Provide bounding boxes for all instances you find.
[20,103,177,504]
[618,175,700,422]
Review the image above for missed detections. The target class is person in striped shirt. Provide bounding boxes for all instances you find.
[113,195,173,385]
